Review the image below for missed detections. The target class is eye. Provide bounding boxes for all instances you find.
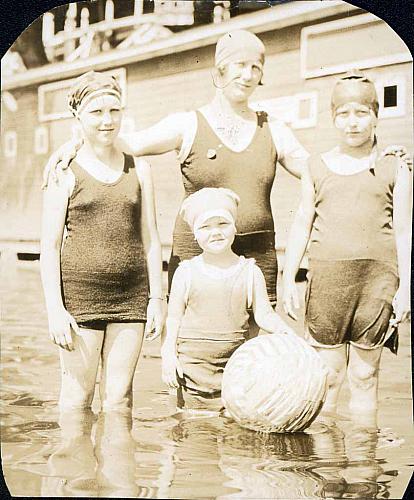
[356,110,369,117]
[89,109,102,114]
[219,221,230,226]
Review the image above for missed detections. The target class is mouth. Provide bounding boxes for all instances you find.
[235,82,251,89]
[99,129,114,132]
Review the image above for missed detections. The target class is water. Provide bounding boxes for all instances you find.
[1,262,413,498]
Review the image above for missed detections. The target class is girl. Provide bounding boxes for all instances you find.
[40,71,164,411]
[161,188,294,412]
[282,70,411,427]
[43,30,310,317]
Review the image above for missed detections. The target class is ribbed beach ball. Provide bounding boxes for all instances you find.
[222,333,328,433]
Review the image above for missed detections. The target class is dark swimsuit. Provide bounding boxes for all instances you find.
[61,154,148,324]
[169,110,279,303]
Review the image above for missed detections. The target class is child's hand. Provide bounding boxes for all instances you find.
[48,307,79,351]
[282,280,299,320]
[273,317,296,336]
[145,298,166,341]
[161,351,183,389]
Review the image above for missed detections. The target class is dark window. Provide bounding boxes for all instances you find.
[384,85,398,108]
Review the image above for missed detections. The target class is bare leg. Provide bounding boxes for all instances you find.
[314,345,347,415]
[58,327,104,410]
[100,322,145,411]
[347,344,383,428]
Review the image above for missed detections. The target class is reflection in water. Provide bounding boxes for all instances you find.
[41,410,98,497]
[1,265,412,498]
[164,416,396,499]
[41,409,147,498]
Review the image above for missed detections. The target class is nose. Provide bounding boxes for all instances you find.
[210,226,222,237]
[347,112,358,127]
[241,64,254,81]
[101,110,113,126]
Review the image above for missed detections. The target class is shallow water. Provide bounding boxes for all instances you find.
[1,262,413,498]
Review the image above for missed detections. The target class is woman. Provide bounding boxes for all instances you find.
[40,71,164,411]
[43,30,309,310]
[282,71,411,427]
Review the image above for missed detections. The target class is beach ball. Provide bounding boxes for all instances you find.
[222,333,328,433]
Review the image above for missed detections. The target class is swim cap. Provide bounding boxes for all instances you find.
[331,70,379,116]
[180,188,240,232]
[68,71,122,116]
[215,30,265,68]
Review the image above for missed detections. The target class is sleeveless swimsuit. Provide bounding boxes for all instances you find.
[305,153,399,351]
[176,255,255,410]
[61,154,148,323]
[169,110,278,303]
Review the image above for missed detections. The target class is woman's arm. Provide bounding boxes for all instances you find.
[136,158,165,340]
[268,118,310,179]
[391,159,412,325]
[282,163,316,319]
[42,112,193,188]
[40,169,78,350]
[116,112,191,157]
[252,266,294,334]
[160,265,188,388]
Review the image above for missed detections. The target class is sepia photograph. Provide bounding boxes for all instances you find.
[1,0,413,498]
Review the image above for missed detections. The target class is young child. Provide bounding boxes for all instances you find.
[40,71,164,412]
[161,187,294,412]
[282,70,411,427]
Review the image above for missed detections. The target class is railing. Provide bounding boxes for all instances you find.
[41,0,232,63]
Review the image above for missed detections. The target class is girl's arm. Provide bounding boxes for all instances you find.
[252,266,294,334]
[135,158,165,340]
[40,169,79,351]
[391,159,412,325]
[160,265,188,389]
[282,163,316,319]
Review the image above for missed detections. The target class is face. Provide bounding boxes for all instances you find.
[334,102,377,148]
[195,216,236,254]
[77,94,122,146]
[220,59,263,102]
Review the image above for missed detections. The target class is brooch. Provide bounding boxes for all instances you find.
[207,148,217,160]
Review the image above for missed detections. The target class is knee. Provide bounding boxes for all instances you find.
[348,364,378,391]
[325,364,346,389]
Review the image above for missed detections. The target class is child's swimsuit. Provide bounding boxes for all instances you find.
[176,255,255,410]
[61,154,148,324]
[305,153,399,350]
[169,111,278,303]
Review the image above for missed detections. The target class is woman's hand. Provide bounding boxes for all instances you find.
[282,279,300,321]
[144,298,166,341]
[161,349,183,389]
[48,307,79,351]
[41,134,83,189]
[390,285,411,327]
[381,145,412,172]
